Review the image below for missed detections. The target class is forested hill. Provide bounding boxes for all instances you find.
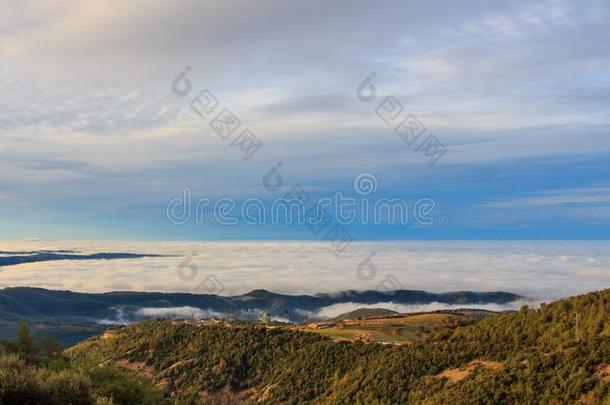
[67,288,610,404]
[0,286,521,324]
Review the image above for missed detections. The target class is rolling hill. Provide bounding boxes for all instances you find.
[65,288,610,403]
[0,287,523,345]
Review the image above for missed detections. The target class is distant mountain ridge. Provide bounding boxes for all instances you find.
[0,286,522,326]
[0,251,166,267]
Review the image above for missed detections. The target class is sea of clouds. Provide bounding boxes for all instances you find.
[1,241,609,303]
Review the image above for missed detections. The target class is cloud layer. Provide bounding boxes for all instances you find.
[313,300,542,320]
[0,241,609,301]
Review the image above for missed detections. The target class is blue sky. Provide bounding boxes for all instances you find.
[0,0,609,240]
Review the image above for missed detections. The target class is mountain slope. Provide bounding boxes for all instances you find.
[67,288,610,403]
[0,286,522,324]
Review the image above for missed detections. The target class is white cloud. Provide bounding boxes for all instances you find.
[0,241,609,300]
[484,14,521,36]
[314,299,542,319]
[135,306,223,319]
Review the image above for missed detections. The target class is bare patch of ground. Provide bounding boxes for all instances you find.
[436,360,503,383]
[115,359,154,379]
[100,330,116,340]
[596,364,610,382]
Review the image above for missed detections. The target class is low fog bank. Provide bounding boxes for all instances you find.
[1,241,609,300]
[93,299,542,325]
[312,299,546,320]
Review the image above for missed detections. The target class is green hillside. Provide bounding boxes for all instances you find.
[61,288,610,404]
[0,323,161,404]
